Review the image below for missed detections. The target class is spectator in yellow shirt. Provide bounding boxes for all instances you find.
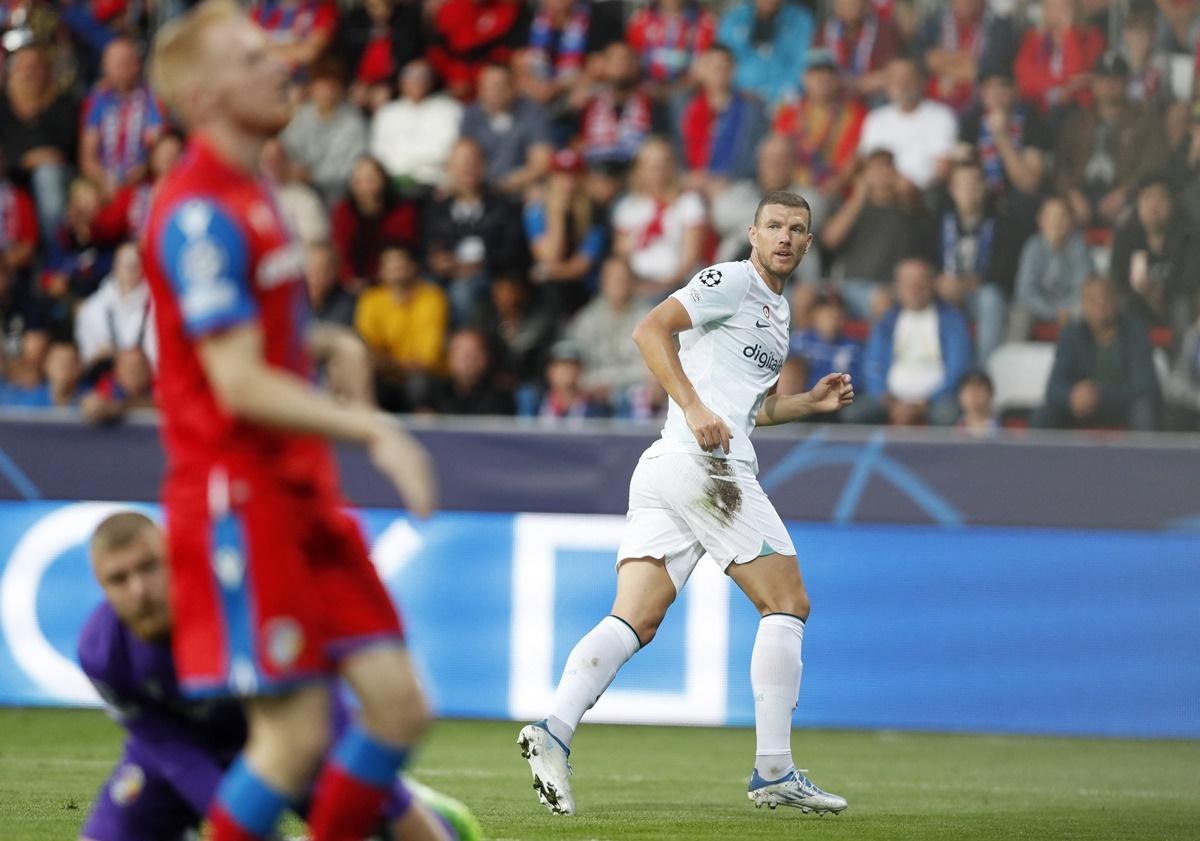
[354,244,449,411]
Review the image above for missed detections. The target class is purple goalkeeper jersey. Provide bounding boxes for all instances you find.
[77,603,417,840]
[77,602,247,841]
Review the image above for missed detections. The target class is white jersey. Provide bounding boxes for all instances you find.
[646,260,789,471]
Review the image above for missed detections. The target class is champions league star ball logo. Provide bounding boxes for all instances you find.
[698,268,722,287]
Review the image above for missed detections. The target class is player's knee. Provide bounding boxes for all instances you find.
[359,676,431,746]
[759,590,810,622]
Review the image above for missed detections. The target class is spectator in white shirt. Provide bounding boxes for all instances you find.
[74,241,156,371]
[370,59,463,188]
[858,55,958,191]
[612,138,707,297]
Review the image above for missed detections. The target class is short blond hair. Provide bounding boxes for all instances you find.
[90,511,156,561]
[150,0,244,120]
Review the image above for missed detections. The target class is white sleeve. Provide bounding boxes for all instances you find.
[670,265,750,328]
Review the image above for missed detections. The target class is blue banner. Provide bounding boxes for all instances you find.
[1,501,1196,738]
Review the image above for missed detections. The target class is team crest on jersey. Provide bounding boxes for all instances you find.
[698,268,722,287]
[110,763,145,806]
[762,305,770,320]
[265,617,304,668]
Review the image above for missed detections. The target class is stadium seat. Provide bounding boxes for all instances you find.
[987,342,1057,414]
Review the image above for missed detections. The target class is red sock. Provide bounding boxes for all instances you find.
[306,762,390,841]
[208,805,267,841]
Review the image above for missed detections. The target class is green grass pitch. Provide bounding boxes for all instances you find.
[1,708,1198,841]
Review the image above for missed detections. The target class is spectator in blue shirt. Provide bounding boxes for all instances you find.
[846,257,972,426]
[524,148,609,316]
[717,0,814,106]
[789,289,863,390]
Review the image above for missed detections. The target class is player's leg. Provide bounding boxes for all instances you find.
[727,552,809,780]
[388,775,483,841]
[304,508,429,841]
[165,476,334,841]
[544,555,676,749]
[674,460,844,814]
[728,552,846,814]
[208,685,333,840]
[517,558,671,816]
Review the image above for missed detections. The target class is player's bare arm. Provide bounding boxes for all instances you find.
[756,373,856,427]
[198,323,436,517]
[308,321,374,406]
[632,298,734,454]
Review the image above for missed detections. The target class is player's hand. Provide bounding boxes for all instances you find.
[684,403,733,454]
[808,373,854,414]
[367,416,438,518]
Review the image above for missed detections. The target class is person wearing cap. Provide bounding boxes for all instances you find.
[1054,50,1172,226]
[1013,0,1104,116]
[913,0,1017,115]
[771,48,866,202]
[280,56,367,205]
[459,61,554,195]
[524,146,610,314]
[525,337,607,422]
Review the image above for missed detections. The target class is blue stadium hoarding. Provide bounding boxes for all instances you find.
[1,500,1197,739]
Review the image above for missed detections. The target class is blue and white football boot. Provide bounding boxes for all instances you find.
[747,766,847,814]
[517,720,575,816]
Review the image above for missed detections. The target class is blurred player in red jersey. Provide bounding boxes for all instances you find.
[142,3,437,839]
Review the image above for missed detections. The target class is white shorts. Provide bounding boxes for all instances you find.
[616,452,796,592]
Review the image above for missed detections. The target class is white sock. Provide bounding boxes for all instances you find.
[547,615,641,748]
[751,613,805,781]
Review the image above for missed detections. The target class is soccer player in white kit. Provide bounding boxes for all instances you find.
[519,191,854,816]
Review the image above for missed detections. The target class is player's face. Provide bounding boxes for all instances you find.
[94,529,172,641]
[206,18,293,136]
[750,205,811,280]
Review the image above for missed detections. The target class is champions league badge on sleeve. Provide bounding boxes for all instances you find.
[698,268,722,287]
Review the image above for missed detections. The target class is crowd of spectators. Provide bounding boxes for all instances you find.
[1,0,1198,434]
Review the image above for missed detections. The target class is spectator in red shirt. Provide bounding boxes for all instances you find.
[79,37,164,201]
[91,129,183,247]
[626,0,716,97]
[817,0,902,103]
[772,48,867,202]
[428,0,527,100]
[0,148,38,276]
[250,0,338,75]
[331,155,420,288]
[1014,0,1105,117]
[337,0,425,112]
[914,0,1018,114]
[673,44,768,191]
